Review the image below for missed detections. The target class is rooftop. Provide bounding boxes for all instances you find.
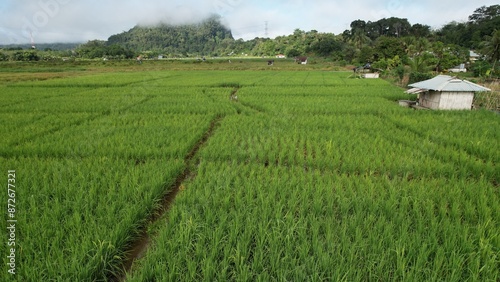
[407,75,491,93]
[470,50,480,57]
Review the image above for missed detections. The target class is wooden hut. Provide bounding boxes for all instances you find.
[406,75,490,110]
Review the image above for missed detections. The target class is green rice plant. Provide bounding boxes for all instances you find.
[0,86,85,108]
[1,87,150,114]
[128,160,499,281]
[12,113,214,159]
[128,87,235,115]
[1,69,498,280]
[8,71,161,88]
[0,156,185,281]
[0,113,94,155]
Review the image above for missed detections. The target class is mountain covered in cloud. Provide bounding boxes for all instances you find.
[107,15,234,55]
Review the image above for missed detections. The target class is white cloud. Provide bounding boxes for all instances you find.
[0,0,498,44]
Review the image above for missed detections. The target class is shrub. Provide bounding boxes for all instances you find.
[0,52,8,61]
[12,50,40,61]
[409,72,433,84]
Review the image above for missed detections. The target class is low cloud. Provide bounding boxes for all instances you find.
[0,0,498,44]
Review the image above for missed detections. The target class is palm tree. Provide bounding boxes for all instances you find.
[403,37,429,57]
[350,29,371,50]
[402,36,416,56]
[403,37,431,72]
[480,29,500,76]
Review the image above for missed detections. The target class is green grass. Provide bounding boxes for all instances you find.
[130,162,498,281]
[0,66,498,281]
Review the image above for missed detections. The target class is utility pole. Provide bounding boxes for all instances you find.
[265,21,268,38]
[30,32,36,49]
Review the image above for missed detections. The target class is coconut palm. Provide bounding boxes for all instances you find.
[350,28,371,50]
[480,29,500,75]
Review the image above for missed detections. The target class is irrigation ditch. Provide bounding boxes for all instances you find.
[227,86,267,115]
[110,85,271,280]
[111,114,225,281]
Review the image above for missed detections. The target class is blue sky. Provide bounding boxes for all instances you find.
[0,0,498,44]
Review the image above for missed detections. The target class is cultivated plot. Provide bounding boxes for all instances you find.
[1,70,498,281]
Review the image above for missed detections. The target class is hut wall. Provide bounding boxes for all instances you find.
[419,91,441,109]
[438,91,474,110]
[419,91,474,110]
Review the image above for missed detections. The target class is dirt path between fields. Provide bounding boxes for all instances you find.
[112,115,224,281]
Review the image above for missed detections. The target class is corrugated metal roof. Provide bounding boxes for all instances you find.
[470,50,480,57]
[406,88,425,94]
[407,75,491,92]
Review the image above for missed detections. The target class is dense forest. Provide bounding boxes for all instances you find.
[107,15,234,55]
[1,5,499,77]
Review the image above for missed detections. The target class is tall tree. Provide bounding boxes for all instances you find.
[365,17,411,39]
[480,29,500,73]
[436,22,470,47]
[410,24,431,38]
[373,36,405,60]
[309,33,343,57]
[350,29,371,50]
[467,5,500,48]
[402,37,432,72]
[469,5,500,23]
[350,20,367,32]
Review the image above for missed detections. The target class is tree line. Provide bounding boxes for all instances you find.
[1,5,498,78]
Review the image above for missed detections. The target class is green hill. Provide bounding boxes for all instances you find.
[107,15,234,56]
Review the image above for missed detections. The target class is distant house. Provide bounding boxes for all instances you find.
[448,63,466,73]
[276,54,286,59]
[469,50,481,62]
[295,56,308,64]
[406,75,490,110]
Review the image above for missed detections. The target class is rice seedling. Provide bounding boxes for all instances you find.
[1,69,498,281]
[128,161,499,281]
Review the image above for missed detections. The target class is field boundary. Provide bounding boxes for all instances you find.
[113,114,225,281]
[228,86,267,114]
[239,101,266,113]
